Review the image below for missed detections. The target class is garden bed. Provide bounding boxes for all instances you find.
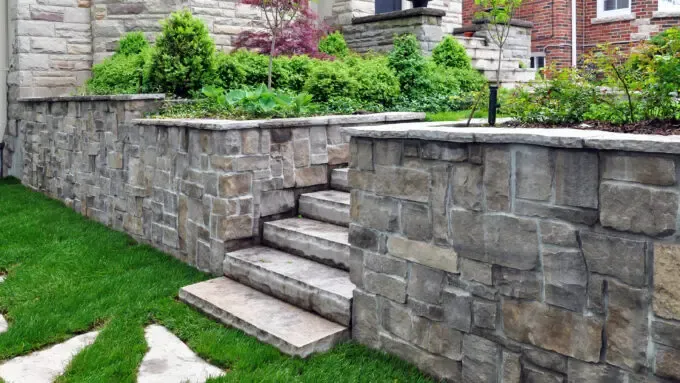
[505,120,680,136]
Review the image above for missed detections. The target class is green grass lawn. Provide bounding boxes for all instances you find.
[425,110,488,122]
[0,178,432,383]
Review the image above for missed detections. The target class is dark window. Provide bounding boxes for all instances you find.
[376,0,402,14]
[530,56,545,69]
[604,0,629,11]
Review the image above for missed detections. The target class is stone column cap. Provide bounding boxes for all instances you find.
[352,8,446,25]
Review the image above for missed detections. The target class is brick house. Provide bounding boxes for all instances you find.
[463,0,680,69]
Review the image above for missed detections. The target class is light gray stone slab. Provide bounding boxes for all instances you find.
[299,190,351,227]
[331,168,349,192]
[0,331,99,383]
[263,218,350,270]
[179,278,349,357]
[0,315,7,334]
[138,325,224,383]
[223,246,355,326]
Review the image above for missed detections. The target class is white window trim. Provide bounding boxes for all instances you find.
[597,0,632,18]
[659,0,680,12]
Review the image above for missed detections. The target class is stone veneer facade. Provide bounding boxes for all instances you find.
[1,95,422,275]
[343,124,680,382]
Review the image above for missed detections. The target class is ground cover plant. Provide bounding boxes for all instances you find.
[0,178,433,383]
[86,10,486,120]
[503,27,680,133]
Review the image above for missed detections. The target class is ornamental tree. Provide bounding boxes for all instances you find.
[239,0,318,88]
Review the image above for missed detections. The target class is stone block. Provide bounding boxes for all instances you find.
[472,299,496,329]
[452,164,483,211]
[523,365,564,383]
[483,147,511,212]
[516,146,553,201]
[543,247,588,312]
[502,350,521,383]
[381,298,415,341]
[493,266,541,300]
[605,279,649,370]
[540,220,578,247]
[514,200,599,226]
[364,251,407,278]
[387,236,458,274]
[652,319,680,349]
[294,165,327,187]
[427,322,463,360]
[567,359,628,382]
[484,214,540,270]
[442,286,472,332]
[363,270,407,303]
[293,139,310,168]
[462,334,500,383]
[214,215,253,241]
[460,257,493,285]
[587,273,606,314]
[350,138,373,170]
[431,163,453,244]
[580,232,647,287]
[654,243,680,321]
[522,346,567,374]
[502,300,602,362]
[351,191,399,232]
[374,140,402,166]
[259,190,295,217]
[603,153,676,186]
[421,142,467,161]
[218,173,251,198]
[600,182,678,237]
[399,201,432,241]
[554,150,599,209]
[407,263,445,305]
[352,289,379,347]
[348,224,382,252]
[655,344,680,381]
[379,331,462,382]
[373,166,430,203]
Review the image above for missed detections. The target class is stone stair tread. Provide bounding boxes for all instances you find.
[331,168,349,191]
[179,278,349,357]
[299,190,351,227]
[266,218,349,245]
[226,246,355,299]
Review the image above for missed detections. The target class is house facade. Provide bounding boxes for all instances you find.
[463,0,680,69]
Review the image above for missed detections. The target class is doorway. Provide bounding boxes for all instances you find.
[376,0,402,14]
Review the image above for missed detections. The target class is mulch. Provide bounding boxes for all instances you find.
[503,120,680,136]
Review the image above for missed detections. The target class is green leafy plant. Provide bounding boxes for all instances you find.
[303,60,358,102]
[346,56,400,106]
[318,31,349,57]
[200,84,314,118]
[388,34,428,95]
[432,36,472,70]
[116,31,150,56]
[147,10,216,98]
[214,52,247,90]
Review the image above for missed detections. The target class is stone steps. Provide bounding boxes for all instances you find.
[223,246,355,326]
[263,217,350,270]
[179,278,350,357]
[299,190,351,227]
[331,168,349,192]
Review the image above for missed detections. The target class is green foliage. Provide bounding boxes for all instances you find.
[318,32,349,57]
[304,60,358,102]
[272,54,314,92]
[228,50,270,87]
[197,84,314,118]
[147,10,216,98]
[346,56,400,106]
[116,32,149,56]
[214,51,246,90]
[432,36,472,70]
[86,48,151,95]
[473,0,523,26]
[388,34,428,95]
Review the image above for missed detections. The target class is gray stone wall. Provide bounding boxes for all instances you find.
[345,127,680,382]
[3,97,424,274]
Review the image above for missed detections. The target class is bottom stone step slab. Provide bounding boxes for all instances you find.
[179,278,349,358]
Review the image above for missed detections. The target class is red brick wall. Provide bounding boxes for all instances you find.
[462,0,680,68]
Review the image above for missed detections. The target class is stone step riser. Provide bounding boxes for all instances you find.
[299,194,350,227]
[263,226,350,271]
[331,168,349,192]
[179,278,350,358]
[223,256,352,326]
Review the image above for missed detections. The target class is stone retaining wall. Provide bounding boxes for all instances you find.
[343,124,680,382]
[3,95,423,274]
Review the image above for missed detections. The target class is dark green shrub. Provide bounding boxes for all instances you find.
[214,52,246,90]
[116,32,149,56]
[87,49,151,95]
[318,32,349,57]
[447,67,487,93]
[388,34,427,95]
[147,10,216,97]
[346,56,400,106]
[304,60,358,102]
[273,55,314,92]
[229,50,270,87]
[432,36,472,69]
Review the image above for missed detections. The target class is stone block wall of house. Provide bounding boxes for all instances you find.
[343,124,680,382]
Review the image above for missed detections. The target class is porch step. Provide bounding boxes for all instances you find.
[223,246,355,326]
[299,190,351,227]
[331,168,349,192]
[179,278,349,357]
[263,218,350,270]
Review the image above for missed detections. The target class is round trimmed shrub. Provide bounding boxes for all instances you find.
[347,56,400,106]
[304,60,358,102]
[318,32,349,57]
[116,32,149,56]
[214,52,246,90]
[432,36,472,70]
[388,34,427,95]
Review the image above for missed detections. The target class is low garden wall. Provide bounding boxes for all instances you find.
[3,94,423,274]
[343,124,680,382]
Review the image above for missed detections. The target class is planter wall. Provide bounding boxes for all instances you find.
[3,94,423,274]
[343,123,680,382]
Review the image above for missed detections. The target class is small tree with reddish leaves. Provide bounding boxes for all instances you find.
[239,0,317,88]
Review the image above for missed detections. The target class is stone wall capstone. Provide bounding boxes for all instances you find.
[343,124,680,382]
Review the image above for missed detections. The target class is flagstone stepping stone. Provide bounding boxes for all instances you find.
[138,325,224,383]
[0,275,7,333]
[0,331,99,383]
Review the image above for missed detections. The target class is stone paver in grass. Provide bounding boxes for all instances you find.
[0,275,6,334]
[138,325,225,383]
[0,331,99,383]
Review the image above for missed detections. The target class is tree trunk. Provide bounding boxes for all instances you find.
[496,45,503,88]
[268,36,276,89]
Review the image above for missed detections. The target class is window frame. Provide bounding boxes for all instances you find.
[597,0,632,18]
[530,53,546,70]
[658,0,680,12]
